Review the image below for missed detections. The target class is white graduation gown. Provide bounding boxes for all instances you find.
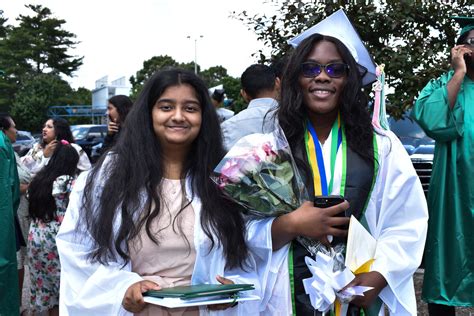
[56,165,285,316]
[260,129,429,315]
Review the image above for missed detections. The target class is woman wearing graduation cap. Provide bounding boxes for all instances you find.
[263,9,429,315]
[412,16,474,315]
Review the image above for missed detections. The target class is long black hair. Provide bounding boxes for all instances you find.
[28,143,79,222]
[277,34,375,184]
[108,95,133,124]
[41,117,75,147]
[82,68,249,269]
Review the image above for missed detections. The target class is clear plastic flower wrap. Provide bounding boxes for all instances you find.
[212,127,325,256]
[212,128,307,215]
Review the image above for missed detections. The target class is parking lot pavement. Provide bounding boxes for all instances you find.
[414,269,474,316]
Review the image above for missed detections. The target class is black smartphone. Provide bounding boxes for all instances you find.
[314,195,348,244]
[314,195,345,209]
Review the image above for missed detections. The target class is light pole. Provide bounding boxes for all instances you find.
[187,35,203,74]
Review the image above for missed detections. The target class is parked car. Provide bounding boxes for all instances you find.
[389,113,434,196]
[90,142,103,163]
[13,130,36,156]
[71,124,107,160]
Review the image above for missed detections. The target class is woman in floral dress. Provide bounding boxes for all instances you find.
[27,141,79,316]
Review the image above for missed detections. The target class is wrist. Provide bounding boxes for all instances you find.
[280,212,298,239]
[453,67,466,78]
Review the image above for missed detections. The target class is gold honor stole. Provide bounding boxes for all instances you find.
[304,113,343,196]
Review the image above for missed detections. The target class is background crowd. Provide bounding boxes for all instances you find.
[0,10,472,316]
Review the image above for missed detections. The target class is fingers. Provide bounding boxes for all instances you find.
[140,280,161,292]
[43,140,58,157]
[216,275,234,285]
[327,226,349,237]
[321,200,350,216]
[122,280,160,313]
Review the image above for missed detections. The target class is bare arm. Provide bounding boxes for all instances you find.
[447,45,470,109]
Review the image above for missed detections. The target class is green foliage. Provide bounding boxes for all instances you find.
[129,56,247,113]
[221,76,246,114]
[200,66,229,87]
[234,0,473,118]
[0,5,83,114]
[13,5,83,75]
[70,87,92,105]
[129,55,195,99]
[10,73,73,132]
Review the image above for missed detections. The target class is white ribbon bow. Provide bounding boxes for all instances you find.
[302,252,355,312]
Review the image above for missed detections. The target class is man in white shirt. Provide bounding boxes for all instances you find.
[221,64,280,149]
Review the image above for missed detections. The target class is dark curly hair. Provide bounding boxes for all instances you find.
[277,34,375,186]
[41,117,74,147]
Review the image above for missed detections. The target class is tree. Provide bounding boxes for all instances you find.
[69,87,91,105]
[129,56,246,112]
[221,76,246,113]
[0,5,83,112]
[200,66,229,88]
[129,55,194,98]
[10,73,73,132]
[234,0,473,117]
[11,5,83,75]
[0,10,18,112]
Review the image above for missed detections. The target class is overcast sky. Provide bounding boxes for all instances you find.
[2,0,276,90]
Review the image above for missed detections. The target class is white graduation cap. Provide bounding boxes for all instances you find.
[288,9,377,86]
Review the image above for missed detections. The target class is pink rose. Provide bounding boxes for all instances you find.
[47,252,56,260]
[220,158,245,183]
[262,142,277,157]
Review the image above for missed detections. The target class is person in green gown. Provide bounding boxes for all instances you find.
[411,16,474,316]
[0,113,21,315]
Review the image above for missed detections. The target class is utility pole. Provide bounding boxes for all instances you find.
[187,35,204,74]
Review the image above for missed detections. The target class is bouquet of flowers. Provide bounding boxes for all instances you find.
[213,128,373,313]
[213,128,324,256]
[212,128,308,218]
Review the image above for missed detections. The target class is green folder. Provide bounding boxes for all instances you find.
[144,284,254,300]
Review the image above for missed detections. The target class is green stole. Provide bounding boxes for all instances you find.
[289,127,380,316]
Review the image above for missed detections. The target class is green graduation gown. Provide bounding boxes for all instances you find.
[412,70,474,307]
[0,131,20,315]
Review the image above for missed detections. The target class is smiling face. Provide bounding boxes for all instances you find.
[42,119,56,144]
[152,84,202,151]
[299,40,347,118]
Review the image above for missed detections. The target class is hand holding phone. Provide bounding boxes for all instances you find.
[314,195,345,208]
[314,195,350,244]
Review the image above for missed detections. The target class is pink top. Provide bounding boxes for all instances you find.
[129,179,198,316]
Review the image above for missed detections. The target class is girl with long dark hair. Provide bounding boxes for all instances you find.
[27,142,79,316]
[101,94,133,153]
[21,117,91,175]
[264,22,428,316]
[56,69,269,315]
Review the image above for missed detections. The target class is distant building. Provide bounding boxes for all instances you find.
[92,76,131,109]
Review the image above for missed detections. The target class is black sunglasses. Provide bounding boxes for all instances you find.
[301,62,349,78]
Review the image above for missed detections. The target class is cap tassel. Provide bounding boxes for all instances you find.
[371,64,390,131]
